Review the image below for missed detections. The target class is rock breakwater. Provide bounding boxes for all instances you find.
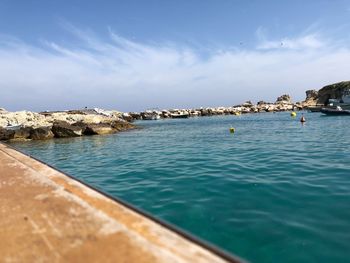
[3,81,349,141]
[0,108,134,141]
[125,94,302,121]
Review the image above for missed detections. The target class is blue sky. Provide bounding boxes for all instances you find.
[1,0,350,111]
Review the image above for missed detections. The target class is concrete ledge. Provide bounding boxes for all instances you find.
[0,143,239,262]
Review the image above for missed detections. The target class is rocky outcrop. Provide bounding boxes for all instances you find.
[317,81,350,105]
[276,94,292,104]
[52,121,83,138]
[111,121,135,131]
[71,120,134,135]
[13,127,32,141]
[0,128,15,141]
[0,108,135,141]
[305,90,318,100]
[83,123,114,135]
[300,81,350,108]
[301,90,319,107]
[30,127,54,140]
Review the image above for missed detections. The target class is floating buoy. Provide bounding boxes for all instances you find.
[230,127,235,133]
[291,111,297,117]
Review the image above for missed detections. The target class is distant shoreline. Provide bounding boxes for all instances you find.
[2,79,350,141]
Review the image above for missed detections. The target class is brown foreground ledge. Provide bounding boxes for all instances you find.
[0,143,240,263]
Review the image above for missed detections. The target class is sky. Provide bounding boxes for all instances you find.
[0,0,350,112]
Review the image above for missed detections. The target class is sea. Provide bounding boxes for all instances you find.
[10,111,350,263]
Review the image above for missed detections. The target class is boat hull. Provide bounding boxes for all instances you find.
[320,108,350,115]
[171,114,189,119]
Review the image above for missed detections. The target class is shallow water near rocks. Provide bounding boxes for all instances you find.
[10,112,350,263]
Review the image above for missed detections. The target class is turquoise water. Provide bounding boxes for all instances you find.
[10,112,350,263]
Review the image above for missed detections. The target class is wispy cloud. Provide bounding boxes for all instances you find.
[257,34,325,50]
[0,24,350,112]
[255,26,326,50]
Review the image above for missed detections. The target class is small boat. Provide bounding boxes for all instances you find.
[142,113,161,120]
[320,107,350,116]
[170,112,189,119]
[307,106,323,112]
[141,109,162,120]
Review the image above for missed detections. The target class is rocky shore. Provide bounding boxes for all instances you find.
[0,108,135,141]
[2,81,349,141]
[124,94,302,121]
[124,81,350,121]
[303,81,350,107]
[0,94,299,141]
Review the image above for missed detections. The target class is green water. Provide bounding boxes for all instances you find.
[11,112,350,262]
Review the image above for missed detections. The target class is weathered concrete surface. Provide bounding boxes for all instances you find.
[0,143,237,263]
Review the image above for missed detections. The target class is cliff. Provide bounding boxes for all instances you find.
[317,81,350,105]
[303,81,350,106]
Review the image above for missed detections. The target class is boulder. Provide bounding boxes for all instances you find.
[242,101,254,107]
[300,89,319,108]
[129,112,142,121]
[200,109,211,116]
[257,100,268,105]
[266,105,276,112]
[111,121,135,131]
[305,90,318,100]
[0,128,15,140]
[52,121,83,138]
[74,120,135,135]
[30,127,54,140]
[276,94,292,104]
[84,123,115,135]
[13,127,33,141]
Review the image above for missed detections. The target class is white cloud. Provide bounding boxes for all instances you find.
[0,26,349,112]
[257,34,325,50]
[255,26,325,50]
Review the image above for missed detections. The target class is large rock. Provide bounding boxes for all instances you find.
[0,128,15,140]
[73,121,131,135]
[200,109,212,116]
[13,127,33,141]
[52,121,83,138]
[257,100,268,105]
[30,127,54,140]
[242,101,254,107]
[48,112,125,125]
[276,94,292,104]
[317,81,350,105]
[0,111,51,128]
[129,112,142,120]
[111,121,135,131]
[84,123,115,135]
[305,90,318,100]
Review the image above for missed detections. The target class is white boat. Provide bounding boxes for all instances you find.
[170,112,189,119]
[142,112,161,120]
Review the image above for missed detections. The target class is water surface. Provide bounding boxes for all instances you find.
[11,112,350,263]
